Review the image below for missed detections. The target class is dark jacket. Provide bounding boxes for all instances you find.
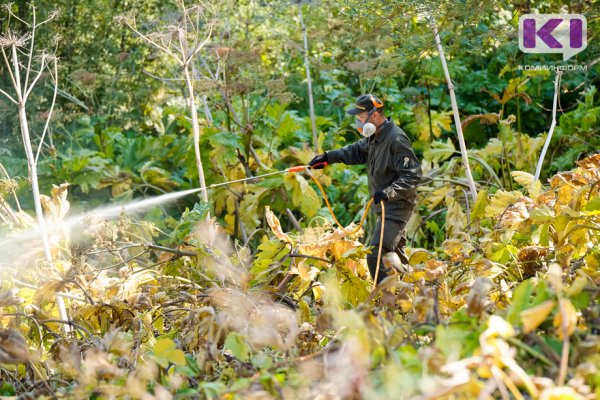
[326,119,422,222]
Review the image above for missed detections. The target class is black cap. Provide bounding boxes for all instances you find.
[345,94,384,115]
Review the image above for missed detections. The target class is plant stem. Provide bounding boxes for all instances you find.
[183,64,210,210]
[298,4,318,152]
[534,71,562,182]
[430,18,477,201]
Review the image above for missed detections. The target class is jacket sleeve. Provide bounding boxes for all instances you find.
[326,138,369,165]
[382,134,422,201]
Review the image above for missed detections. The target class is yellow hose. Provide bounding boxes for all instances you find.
[306,169,385,289]
[372,201,385,291]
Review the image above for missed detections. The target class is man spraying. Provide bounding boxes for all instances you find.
[309,94,422,285]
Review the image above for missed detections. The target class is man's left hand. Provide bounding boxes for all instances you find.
[373,191,388,204]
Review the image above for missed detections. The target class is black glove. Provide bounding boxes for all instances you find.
[308,153,328,169]
[373,190,388,204]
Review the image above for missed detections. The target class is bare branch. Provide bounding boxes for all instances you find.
[185,22,213,65]
[117,14,184,65]
[23,3,37,92]
[10,45,23,101]
[4,3,31,28]
[24,53,49,100]
[33,10,60,29]
[142,68,186,82]
[36,57,58,164]
[1,45,24,100]
[0,87,17,104]
[177,27,187,62]
[200,57,216,80]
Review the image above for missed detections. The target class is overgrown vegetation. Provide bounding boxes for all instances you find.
[0,0,599,398]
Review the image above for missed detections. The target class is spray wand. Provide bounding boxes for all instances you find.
[195,162,328,192]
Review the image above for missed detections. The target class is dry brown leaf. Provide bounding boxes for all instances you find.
[40,183,70,224]
[0,288,23,308]
[466,277,493,317]
[264,206,293,245]
[424,259,447,281]
[0,328,30,364]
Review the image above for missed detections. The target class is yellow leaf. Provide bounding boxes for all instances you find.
[408,249,434,266]
[547,264,563,293]
[424,186,451,209]
[496,197,535,229]
[153,338,186,367]
[444,233,474,262]
[511,171,542,199]
[408,104,452,141]
[553,298,577,340]
[564,271,589,297]
[444,195,466,238]
[520,300,555,334]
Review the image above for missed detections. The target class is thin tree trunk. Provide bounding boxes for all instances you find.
[534,71,562,182]
[431,19,477,201]
[298,4,318,152]
[183,64,210,208]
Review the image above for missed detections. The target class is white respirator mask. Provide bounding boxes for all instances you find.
[356,111,377,137]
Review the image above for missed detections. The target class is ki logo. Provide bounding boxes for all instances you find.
[518,14,587,61]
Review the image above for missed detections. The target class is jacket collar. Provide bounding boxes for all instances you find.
[370,118,393,144]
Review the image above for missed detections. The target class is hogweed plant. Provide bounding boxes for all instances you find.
[0,3,70,329]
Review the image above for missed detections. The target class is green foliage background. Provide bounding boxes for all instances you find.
[0,0,599,398]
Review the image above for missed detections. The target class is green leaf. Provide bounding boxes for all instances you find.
[199,381,227,399]
[423,139,455,163]
[470,189,489,221]
[224,332,251,362]
[283,173,320,217]
[339,268,369,307]
[172,202,210,242]
[250,239,290,282]
[435,325,469,359]
[251,352,273,369]
[506,280,533,325]
[583,197,600,214]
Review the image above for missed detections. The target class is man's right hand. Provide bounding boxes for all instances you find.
[308,153,328,169]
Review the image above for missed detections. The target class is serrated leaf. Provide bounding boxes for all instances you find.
[511,171,542,199]
[423,139,455,163]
